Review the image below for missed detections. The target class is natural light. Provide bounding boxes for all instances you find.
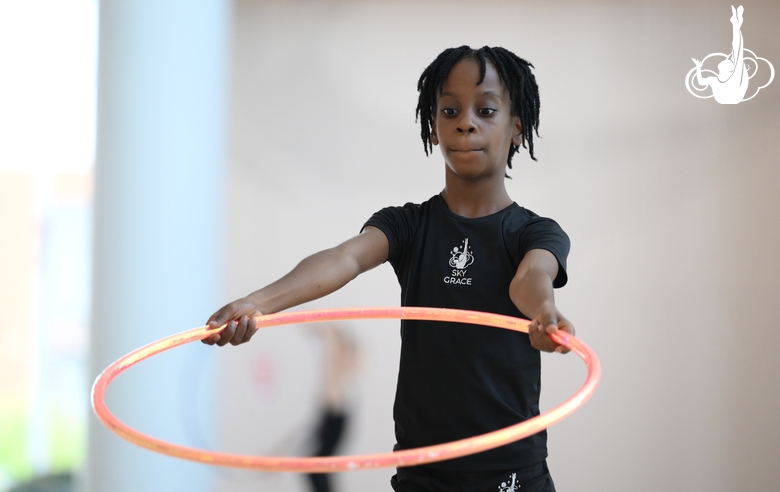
[0,0,97,489]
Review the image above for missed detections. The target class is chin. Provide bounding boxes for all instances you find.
[447,159,500,177]
[447,167,489,181]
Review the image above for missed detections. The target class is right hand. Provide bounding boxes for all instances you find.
[527,305,575,354]
[202,297,263,346]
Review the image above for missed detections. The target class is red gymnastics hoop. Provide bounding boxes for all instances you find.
[91,307,601,473]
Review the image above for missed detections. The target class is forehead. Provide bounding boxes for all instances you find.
[439,57,508,97]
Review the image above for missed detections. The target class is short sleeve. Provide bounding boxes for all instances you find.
[362,203,421,264]
[518,217,570,288]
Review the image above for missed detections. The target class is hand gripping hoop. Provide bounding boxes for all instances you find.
[92,307,601,472]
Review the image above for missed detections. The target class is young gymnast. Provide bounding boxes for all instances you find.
[204,45,572,492]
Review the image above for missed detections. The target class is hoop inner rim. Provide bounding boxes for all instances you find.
[91,306,601,472]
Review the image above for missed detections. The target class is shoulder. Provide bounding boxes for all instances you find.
[507,206,570,287]
[503,205,567,236]
[365,196,439,228]
[363,196,439,262]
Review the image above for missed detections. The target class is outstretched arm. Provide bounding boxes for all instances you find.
[509,249,574,353]
[203,226,389,346]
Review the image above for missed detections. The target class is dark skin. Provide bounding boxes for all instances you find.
[204,57,572,353]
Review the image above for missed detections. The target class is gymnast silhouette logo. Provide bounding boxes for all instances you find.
[449,238,474,269]
[685,5,774,104]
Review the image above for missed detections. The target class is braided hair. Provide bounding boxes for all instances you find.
[415,46,541,171]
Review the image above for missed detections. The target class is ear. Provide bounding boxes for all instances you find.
[430,121,439,146]
[511,117,523,146]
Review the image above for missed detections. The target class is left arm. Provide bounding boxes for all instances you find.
[509,248,574,353]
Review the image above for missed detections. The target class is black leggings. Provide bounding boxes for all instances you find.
[306,409,348,492]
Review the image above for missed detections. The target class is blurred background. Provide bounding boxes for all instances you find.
[1,0,778,491]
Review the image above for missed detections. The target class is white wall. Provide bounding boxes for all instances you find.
[217,1,780,490]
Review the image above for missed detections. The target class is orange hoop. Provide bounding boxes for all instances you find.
[91,307,601,472]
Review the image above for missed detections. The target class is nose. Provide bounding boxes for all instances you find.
[456,111,477,134]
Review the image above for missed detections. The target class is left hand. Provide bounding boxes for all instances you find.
[527,307,575,354]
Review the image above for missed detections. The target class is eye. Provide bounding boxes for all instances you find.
[478,107,497,116]
[441,107,457,116]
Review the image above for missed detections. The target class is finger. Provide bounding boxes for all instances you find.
[245,317,258,341]
[539,310,558,333]
[208,307,234,329]
[551,321,573,354]
[536,339,557,352]
[230,316,249,345]
[204,317,226,343]
[207,318,227,329]
[551,331,571,353]
[529,331,543,351]
[556,314,575,337]
[529,328,555,353]
[217,320,237,347]
[201,333,220,345]
[533,322,563,353]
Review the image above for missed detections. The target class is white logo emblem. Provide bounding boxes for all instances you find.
[685,5,774,104]
[498,472,520,491]
[449,238,474,269]
[444,238,474,285]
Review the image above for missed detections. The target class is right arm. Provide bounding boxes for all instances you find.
[203,226,389,346]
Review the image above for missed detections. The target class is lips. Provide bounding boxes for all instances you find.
[450,148,483,152]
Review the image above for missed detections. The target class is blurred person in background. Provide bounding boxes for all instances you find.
[305,324,359,492]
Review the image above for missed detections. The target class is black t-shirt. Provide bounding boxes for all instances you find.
[364,194,570,471]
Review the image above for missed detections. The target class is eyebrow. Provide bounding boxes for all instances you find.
[440,90,503,100]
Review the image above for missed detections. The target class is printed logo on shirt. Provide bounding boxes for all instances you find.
[444,238,474,285]
[497,472,520,491]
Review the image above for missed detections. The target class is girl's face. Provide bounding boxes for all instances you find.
[431,57,522,182]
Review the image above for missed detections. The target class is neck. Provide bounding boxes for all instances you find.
[440,170,513,218]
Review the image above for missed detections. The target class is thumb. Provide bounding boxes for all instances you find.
[207,306,236,328]
[541,313,559,334]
